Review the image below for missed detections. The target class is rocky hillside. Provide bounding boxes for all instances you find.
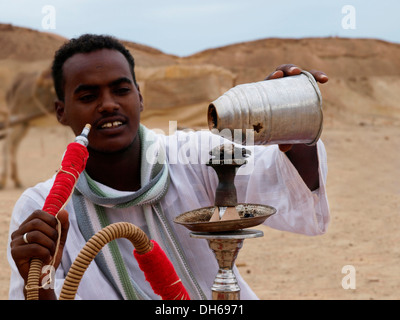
[1,24,399,131]
[181,37,400,127]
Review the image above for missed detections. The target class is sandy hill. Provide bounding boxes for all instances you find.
[182,37,400,80]
[181,37,400,127]
[0,24,65,61]
[0,24,181,111]
[0,24,235,130]
[0,24,179,65]
[1,25,399,130]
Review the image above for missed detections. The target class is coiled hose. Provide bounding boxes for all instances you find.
[59,222,152,300]
[26,222,151,300]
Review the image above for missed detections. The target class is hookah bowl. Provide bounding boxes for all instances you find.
[174,144,276,300]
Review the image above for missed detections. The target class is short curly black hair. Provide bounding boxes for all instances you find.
[51,34,137,101]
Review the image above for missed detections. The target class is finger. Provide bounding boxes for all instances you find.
[11,242,53,276]
[10,228,58,267]
[11,210,59,241]
[12,210,58,236]
[279,144,293,152]
[20,230,57,253]
[22,210,58,227]
[308,69,329,83]
[15,217,59,243]
[56,209,69,246]
[276,64,302,76]
[265,70,284,80]
[49,210,70,269]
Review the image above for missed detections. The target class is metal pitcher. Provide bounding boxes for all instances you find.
[208,71,323,145]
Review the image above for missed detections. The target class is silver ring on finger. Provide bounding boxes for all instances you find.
[23,232,29,244]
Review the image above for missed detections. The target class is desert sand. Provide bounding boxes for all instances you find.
[0,24,400,300]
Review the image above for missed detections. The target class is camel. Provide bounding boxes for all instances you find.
[0,67,56,189]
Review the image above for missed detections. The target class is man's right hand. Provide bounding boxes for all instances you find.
[10,209,69,287]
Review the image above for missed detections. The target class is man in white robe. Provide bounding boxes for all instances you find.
[7,34,329,300]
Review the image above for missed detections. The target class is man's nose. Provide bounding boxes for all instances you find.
[97,92,119,113]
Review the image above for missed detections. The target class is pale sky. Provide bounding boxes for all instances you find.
[1,0,399,56]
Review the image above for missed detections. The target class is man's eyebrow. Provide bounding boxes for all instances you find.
[109,77,133,87]
[73,77,133,95]
[73,84,98,95]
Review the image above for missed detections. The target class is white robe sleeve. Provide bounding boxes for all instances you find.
[235,139,330,236]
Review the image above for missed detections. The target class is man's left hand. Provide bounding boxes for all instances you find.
[264,64,329,152]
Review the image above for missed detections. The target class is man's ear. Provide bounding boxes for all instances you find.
[55,100,67,125]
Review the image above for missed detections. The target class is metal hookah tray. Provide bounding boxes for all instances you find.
[174,203,276,232]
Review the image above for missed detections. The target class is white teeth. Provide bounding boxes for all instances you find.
[101,121,122,129]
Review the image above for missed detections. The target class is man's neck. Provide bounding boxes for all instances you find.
[84,138,141,192]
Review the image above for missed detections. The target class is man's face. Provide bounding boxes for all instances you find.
[55,49,143,153]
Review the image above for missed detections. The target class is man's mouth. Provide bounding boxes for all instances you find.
[101,121,123,129]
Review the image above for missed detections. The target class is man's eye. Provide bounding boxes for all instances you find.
[114,87,131,95]
[79,94,97,102]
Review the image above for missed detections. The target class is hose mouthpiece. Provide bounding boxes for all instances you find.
[75,124,91,147]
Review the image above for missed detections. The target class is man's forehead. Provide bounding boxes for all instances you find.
[63,49,129,72]
[62,49,131,83]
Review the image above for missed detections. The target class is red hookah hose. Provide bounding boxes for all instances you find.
[42,141,89,216]
[26,124,91,300]
[29,124,190,300]
[134,241,191,300]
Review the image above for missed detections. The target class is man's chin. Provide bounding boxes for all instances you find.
[87,140,136,155]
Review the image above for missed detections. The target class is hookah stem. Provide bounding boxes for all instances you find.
[26,124,91,300]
